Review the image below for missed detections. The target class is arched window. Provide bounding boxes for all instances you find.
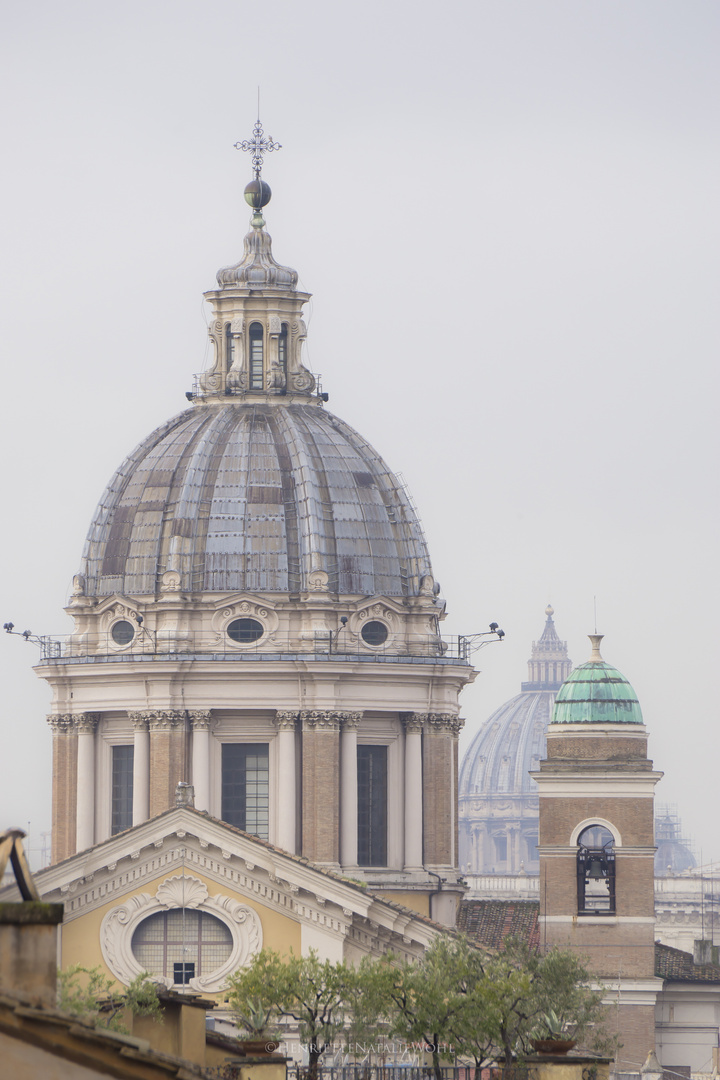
[278,324,288,393]
[249,322,264,389]
[577,824,616,914]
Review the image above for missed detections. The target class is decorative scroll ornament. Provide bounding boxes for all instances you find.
[100,873,263,993]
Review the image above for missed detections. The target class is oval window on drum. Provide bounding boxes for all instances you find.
[227,618,264,644]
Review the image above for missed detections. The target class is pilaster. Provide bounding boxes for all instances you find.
[402,713,425,870]
[300,710,343,865]
[74,712,100,853]
[47,714,77,864]
[340,712,362,870]
[188,710,213,814]
[147,710,187,818]
[421,713,463,867]
[273,711,298,854]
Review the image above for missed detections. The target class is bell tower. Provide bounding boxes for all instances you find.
[534,635,663,1072]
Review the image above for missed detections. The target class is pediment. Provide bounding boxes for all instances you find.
[20,809,436,962]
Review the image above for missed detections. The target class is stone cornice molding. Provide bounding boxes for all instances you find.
[300,710,342,731]
[74,712,101,735]
[188,710,213,731]
[273,710,299,731]
[100,872,262,993]
[147,710,186,731]
[47,713,75,734]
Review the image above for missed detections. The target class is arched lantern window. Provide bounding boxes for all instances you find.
[577,824,616,915]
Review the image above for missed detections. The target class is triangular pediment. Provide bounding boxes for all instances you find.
[7,810,438,964]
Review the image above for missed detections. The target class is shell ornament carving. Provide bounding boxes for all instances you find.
[156,874,208,909]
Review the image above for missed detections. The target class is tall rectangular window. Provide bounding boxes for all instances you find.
[222,744,269,839]
[357,745,387,866]
[249,323,264,389]
[111,745,134,835]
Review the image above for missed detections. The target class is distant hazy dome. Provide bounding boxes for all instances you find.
[81,403,432,597]
[551,634,644,725]
[460,608,572,798]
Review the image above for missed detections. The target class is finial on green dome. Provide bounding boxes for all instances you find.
[588,634,604,662]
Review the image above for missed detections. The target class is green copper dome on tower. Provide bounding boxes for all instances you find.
[551,634,644,725]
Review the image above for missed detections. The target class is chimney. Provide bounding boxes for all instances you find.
[693,939,719,966]
[0,830,64,1007]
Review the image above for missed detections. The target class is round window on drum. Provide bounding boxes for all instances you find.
[227,618,264,644]
[111,620,135,646]
[361,620,388,647]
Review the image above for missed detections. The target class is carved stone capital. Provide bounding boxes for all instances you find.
[300,710,341,731]
[47,713,75,734]
[128,711,151,732]
[426,713,464,736]
[402,712,428,734]
[188,710,213,731]
[147,710,186,731]
[74,712,100,735]
[274,710,299,731]
[339,712,363,732]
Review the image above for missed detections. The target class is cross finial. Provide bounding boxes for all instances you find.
[234,119,282,180]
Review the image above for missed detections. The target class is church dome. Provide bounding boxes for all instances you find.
[81,402,431,598]
[459,609,572,873]
[551,635,643,725]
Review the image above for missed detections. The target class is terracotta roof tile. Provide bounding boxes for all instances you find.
[458,899,540,951]
[655,942,720,983]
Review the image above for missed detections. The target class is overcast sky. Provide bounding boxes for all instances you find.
[1,1,718,869]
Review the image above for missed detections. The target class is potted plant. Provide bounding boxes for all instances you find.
[233,996,280,1054]
[530,1010,577,1054]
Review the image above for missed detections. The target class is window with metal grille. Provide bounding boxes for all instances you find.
[111,745,133,835]
[132,910,232,984]
[221,744,269,839]
[357,745,387,866]
[249,322,264,389]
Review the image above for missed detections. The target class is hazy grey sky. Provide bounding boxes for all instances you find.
[1,1,718,867]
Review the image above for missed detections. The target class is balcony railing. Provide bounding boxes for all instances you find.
[35,630,473,664]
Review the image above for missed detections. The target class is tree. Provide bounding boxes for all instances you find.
[58,965,162,1032]
[226,949,361,1080]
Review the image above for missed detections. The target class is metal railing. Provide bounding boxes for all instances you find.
[35,630,473,664]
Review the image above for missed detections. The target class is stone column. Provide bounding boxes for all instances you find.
[75,713,99,852]
[403,714,425,870]
[300,710,342,866]
[47,714,77,864]
[422,713,463,867]
[189,711,213,813]
[128,712,150,825]
[274,711,298,854]
[148,710,187,817]
[340,713,362,869]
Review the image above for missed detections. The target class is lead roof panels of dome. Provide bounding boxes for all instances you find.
[459,691,554,797]
[82,404,432,598]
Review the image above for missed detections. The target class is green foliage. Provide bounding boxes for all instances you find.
[58,965,163,1033]
[226,949,360,1078]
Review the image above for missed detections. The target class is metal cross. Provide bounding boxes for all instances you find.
[234,120,282,179]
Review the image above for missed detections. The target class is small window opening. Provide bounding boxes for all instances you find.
[112,620,135,646]
[278,324,288,394]
[577,824,616,914]
[227,618,264,644]
[249,323,264,389]
[225,323,235,372]
[174,962,195,985]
